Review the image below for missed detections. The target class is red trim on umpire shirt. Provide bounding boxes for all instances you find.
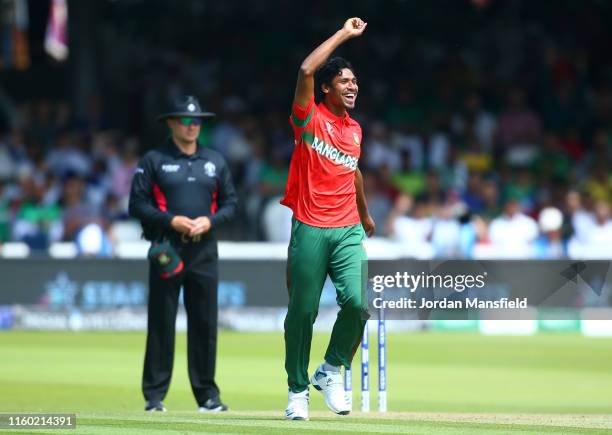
[211,188,218,214]
[153,183,168,212]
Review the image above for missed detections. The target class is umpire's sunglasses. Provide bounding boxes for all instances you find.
[177,117,203,126]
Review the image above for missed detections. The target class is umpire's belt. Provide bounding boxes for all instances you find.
[179,233,206,244]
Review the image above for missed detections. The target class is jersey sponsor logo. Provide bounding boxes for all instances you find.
[353,132,361,147]
[204,161,216,177]
[310,135,358,170]
[161,164,180,173]
[325,121,334,136]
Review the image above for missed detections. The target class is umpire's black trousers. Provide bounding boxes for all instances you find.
[142,239,220,407]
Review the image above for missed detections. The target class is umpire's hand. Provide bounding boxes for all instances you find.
[189,216,212,236]
[171,216,196,234]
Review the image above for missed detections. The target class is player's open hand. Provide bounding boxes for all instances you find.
[343,17,367,38]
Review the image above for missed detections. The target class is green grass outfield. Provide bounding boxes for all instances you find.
[1,331,612,434]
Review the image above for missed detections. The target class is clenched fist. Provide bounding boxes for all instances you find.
[342,17,367,38]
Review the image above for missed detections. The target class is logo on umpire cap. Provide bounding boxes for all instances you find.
[187,103,196,112]
[158,253,171,266]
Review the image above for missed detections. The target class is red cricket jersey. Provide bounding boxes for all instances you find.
[280,96,362,227]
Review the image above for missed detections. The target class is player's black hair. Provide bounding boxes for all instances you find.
[315,57,355,100]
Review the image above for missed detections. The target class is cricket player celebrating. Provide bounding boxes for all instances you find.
[281,17,375,420]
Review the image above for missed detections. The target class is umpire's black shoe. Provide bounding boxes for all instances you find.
[145,401,166,412]
[198,397,228,412]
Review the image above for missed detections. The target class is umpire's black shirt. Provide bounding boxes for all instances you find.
[128,138,237,259]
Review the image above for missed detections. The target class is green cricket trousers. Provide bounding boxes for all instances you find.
[284,218,368,393]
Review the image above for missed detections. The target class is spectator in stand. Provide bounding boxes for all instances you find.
[211,96,252,182]
[87,158,112,211]
[90,131,122,175]
[488,196,538,257]
[536,132,573,183]
[451,92,497,152]
[258,146,290,241]
[59,174,102,242]
[385,82,424,131]
[458,213,488,259]
[457,134,493,174]
[102,193,128,222]
[391,150,426,196]
[559,126,586,161]
[583,162,611,204]
[362,171,393,234]
[45,130,91,178]
[243,137,266,240]
[583,201,612,245]
[392,125,425,171]
[110,137,140,210]
[363,121,399,172]
[386,83,425,171]
[257,147,288,202]
[75,222,114,257]
[428,120,452,170]
[422,170,446,206]
[388,194,434,258]
[564,190,595,243]
[461,172,485,213]
[497,88,543,167]
[568,200,612,259]
[542,81,586,134]
[431,202,461,258]
[478,179,502,221]
[12,170,63,250]
[503,168,537,214]
[534,207,566,259]
[5,129,31,174]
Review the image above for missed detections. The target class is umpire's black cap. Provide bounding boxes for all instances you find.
[157,95,216,122]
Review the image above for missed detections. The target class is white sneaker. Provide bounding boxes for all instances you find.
[310,364,351,415]
[285,388,309,420]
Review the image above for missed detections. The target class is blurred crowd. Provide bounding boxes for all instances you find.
[0,98,137,255]
[0,1,610,258]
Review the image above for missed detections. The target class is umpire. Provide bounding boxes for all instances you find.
[129,95,237,412]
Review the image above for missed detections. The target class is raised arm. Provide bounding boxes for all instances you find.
[294,17,367,108]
